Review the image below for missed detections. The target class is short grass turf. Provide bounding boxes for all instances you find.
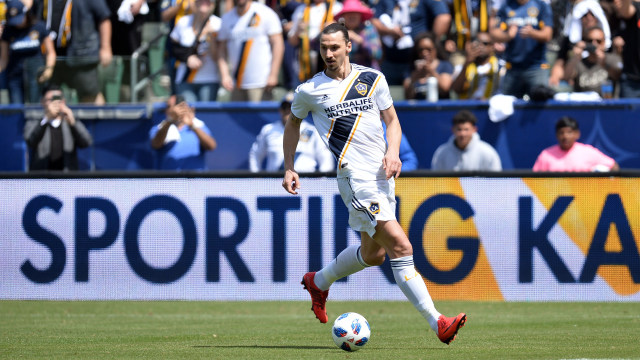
[1,301,639,360]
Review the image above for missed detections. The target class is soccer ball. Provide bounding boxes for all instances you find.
[331,312,371,351]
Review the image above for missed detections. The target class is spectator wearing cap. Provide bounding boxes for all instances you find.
[23,84,93,171]
[335,0,381,70]
[248,93,334,173]
[0,0,56,103]
[150,94,217,170]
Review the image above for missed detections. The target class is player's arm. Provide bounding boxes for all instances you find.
[282,113,303,194]
[381,105,403,179]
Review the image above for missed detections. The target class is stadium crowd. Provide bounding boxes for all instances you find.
[0,0,638,104]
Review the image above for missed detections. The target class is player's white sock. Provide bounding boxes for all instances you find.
[314,245,369,291]
[390,255,441,332]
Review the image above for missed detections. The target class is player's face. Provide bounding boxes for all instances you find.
[453,122,476,150]
[556,127,580,151]
[319,31,351,72]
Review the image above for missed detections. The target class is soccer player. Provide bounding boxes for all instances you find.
[281,23,467,345]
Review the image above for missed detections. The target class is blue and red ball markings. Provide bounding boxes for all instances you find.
[341,343,352,351]
[355,337,369,346]
[333,327,348,337]
[337,313,349,320]
[351,319,362,335]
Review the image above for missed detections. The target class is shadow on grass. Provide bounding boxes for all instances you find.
[192,345,332,350]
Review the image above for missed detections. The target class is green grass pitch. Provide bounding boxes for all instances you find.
[1,300,639,359]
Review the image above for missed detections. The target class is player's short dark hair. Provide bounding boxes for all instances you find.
[321,22,350,43]
[555,116,579,132]
[452,110,477,126]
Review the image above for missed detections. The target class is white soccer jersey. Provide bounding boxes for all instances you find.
[249,120,335,172]
[217,2,282,89]
[170,14,222,84]
[291,64,394,180]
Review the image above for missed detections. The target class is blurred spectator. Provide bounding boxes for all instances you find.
[451,0,491,50]
[0,0,8,93]
[0,0,55,103]
[107,0,149,101]
[40,0,113,104]
[403,32,454,100]
[169,0,220,102]
[382,121,419,171]
[249,92,334,173]
[564,26,621,96]
[372,0,451,85]
[533,116,619,171]
[288,0,341,82]
[614,0,640,98]
[490,0,553,98]
[161,0,194,94]
[150,94,217,170]
[217,0,283,101]
[431,110,502,171]
[335,0,381,70]
[451,31,502,99]
[270,0,302,91]
[23,84,92,171]
[549,0,611,91]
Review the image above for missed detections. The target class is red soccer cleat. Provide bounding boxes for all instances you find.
[301,272,329,323]
[437,313,467,345]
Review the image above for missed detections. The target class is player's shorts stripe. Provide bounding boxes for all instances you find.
[351,198,375,221]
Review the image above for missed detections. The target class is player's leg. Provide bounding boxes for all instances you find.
[302,242,373,323]
[301,178,382,323]
[372,219,466,344]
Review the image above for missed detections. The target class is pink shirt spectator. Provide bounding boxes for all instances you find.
[533,142,616,172]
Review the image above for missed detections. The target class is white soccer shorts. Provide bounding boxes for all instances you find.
[336,177,397,238]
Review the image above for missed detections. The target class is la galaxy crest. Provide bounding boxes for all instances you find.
[368,202,380,215]
[355,82,368,96]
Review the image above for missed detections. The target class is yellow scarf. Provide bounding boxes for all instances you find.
[459,55,500,100]
[299,0,334,81]
[453,0,488,49]
[44,0,73,48]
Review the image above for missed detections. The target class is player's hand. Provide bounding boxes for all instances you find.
[382,154,402,180]
[282,169,300,195]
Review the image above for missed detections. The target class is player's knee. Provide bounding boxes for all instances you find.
[362,252,386,267]
[391,241,413,258]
